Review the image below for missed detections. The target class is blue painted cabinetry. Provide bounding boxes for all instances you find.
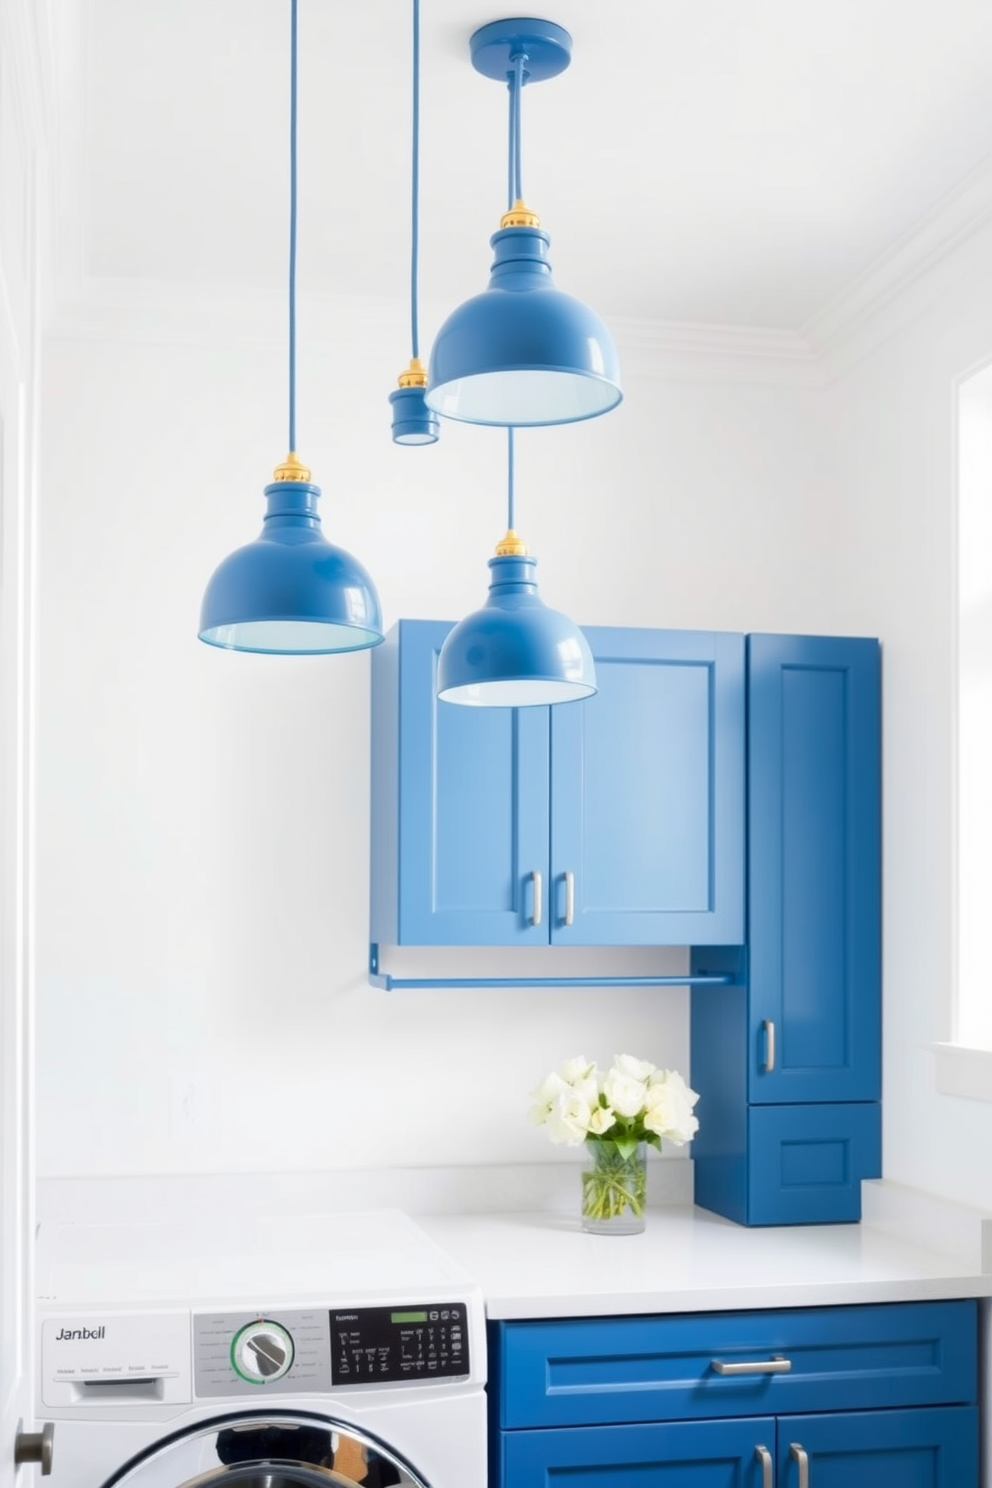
[489,1303,978,1488]
[370,620,744,948]
[691,635,882,1225]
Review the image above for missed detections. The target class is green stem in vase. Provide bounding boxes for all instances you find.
[582,1139,647,1221]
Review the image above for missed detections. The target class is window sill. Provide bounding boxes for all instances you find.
[931,1043,992,1103]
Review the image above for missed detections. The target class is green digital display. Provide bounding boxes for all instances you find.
[391,1310,428,1323]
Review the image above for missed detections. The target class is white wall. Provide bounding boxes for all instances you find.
[34,315,830,1179]
[827,230,992,1211]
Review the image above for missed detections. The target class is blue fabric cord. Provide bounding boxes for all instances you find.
[410,0,421,358]
[288,0,299,453]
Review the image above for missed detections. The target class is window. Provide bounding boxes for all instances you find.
[936,362,992,1099]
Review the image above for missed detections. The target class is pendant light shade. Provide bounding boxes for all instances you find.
[390,361,440,446]
[437,429,596,706]
[199,0,383,654]
[199,467,382,655]
[426,18,622,429]
[437,551,596,705]
[426,221,622,427]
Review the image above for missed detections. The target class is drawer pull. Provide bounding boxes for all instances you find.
[711,1354,791,1376]
[754,1445,772,1488]
[762,1018,776,1072]
[531,870,542,927]
[790,1442,809,1488]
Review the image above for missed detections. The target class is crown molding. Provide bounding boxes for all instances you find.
[45,278,825,388]
[610,317,823,387]
[805,151,992,380]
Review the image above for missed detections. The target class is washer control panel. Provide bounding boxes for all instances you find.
[193,1300,471,1396]
[330,1303,469,1383]
[194,1308,331,1398]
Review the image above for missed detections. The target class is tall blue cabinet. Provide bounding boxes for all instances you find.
[370,620,745,949]
[690,634,882,1225]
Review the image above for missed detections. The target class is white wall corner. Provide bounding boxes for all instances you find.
[805,150,992,380]
[862,1178,992,1271]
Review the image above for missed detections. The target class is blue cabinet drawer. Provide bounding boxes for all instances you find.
[746,1102,882,1226]
[492,1301,977,1428]
[498,1417,776,1488]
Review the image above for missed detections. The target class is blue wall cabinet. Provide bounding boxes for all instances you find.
[371,621,744,948]
[691,634,882,1225]
[489,1303,978,1488]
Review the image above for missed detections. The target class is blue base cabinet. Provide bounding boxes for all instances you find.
[488,1303,978,1488]
[371,621,744,948]
[690,634,882,1225]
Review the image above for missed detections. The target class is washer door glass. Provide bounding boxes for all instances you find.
[106,1412,431,1488]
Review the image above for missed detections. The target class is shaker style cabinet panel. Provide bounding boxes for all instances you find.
[552,627,744,946]
[492,1302,977,1428]
[777,1408,978,1488]
[370,620,550,946]
[747,634,881,1106]
[370,620,744,949]
[498,1417,776,1488]
[489,1304,979,1488]
[691,634,881,1225]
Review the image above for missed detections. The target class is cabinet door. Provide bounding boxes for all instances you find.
[371,621,551,945]
[499,1418,775,1488]
[550,628,744,945]
[748,635,880,1103]
[779,1407,977,1488]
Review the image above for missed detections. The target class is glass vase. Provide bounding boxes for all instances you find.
[581,1138,647,1235]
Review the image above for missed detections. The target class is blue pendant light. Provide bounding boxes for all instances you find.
[389,0,439,446]
[437,429,596,705]
[426,18,622,429]
[199,0,383,655]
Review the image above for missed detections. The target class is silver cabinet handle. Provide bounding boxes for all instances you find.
[754,1445,773,1488]
[762,1018,776,1072]
[15,1424,55,1476]
[711,1355,791,1376]
[790,1443,809,1488]
[564,870,574,926]
[531,870,542,926]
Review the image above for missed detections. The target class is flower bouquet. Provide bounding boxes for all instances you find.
[530,1054,700,1233]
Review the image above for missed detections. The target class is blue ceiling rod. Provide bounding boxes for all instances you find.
[426,17,623,428]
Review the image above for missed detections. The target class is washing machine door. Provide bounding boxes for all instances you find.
[104,1411,432,1488]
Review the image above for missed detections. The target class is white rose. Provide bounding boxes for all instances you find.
[644,1073,700,1144]
[528,1070,571,1125]
[544,1088,594,1145]
[587,1104,616,1136]
[557,1055,595,1084]
[614,1053,657,1082]
[602,1067,648,1119]
[649,1068,700,1108]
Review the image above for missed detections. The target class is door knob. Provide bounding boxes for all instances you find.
[14,1423,55,1476]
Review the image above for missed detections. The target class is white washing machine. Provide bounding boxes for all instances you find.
[36,1210,487,1488]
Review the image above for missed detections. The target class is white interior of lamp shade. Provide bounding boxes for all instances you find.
[199,619,384,654]
[426,368,621,426]
[438,677,598,706]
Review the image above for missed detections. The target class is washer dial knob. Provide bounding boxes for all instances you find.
[231,1319,295,1384]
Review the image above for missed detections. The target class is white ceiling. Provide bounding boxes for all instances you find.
[63,0,992,330]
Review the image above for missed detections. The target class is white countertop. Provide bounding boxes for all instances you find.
[420,1205,992,1319]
